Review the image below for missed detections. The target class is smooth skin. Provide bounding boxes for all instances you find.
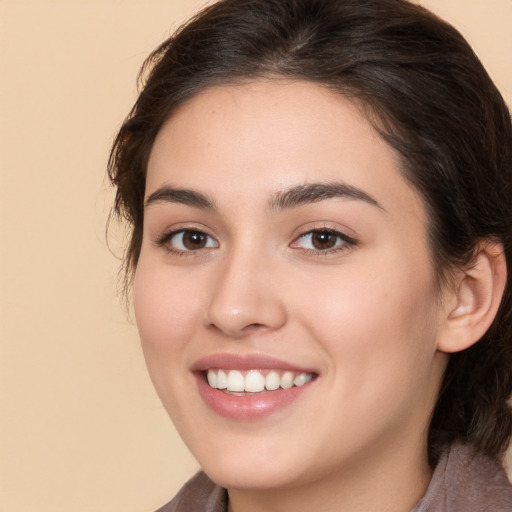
[134,80,506,512]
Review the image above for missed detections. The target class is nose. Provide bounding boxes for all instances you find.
[203,249,287,338]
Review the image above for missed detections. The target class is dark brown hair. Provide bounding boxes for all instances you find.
[108,0,512,464]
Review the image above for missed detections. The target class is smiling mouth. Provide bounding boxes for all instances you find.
[205,369,316,394]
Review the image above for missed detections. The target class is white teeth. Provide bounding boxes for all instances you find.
[245,370,265,392]
[293,373,313,387]
[217,370,227,389]
[206,369,314,392]
[280,371,294,389]
[265,371,280,391]
[226,370,245,392]
[206,370,217,388]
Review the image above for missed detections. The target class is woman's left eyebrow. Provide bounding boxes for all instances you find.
[268,181,385,212]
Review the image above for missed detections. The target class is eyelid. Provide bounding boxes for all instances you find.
[290,221,357,243]
[153,225,219,255]
[289,225,357,254]
[153,222,211,243]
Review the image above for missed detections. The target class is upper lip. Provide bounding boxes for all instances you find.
[191,353,317,374]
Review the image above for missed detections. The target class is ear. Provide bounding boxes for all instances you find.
[436,241,507,354]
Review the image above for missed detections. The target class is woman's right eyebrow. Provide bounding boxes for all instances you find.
[145,185,217,210]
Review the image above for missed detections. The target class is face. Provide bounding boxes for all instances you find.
[135,80,449,491]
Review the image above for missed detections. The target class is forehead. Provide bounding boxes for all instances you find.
[146,80,425,223]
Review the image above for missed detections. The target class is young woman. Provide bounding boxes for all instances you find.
[108,0,512,510]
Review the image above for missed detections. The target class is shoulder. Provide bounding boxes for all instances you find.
[155,471,226,512]
[413,442,512,512]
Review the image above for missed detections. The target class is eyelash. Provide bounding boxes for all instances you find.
[291,228,356,255]
[154,227,356,257]
[155,228,218,257]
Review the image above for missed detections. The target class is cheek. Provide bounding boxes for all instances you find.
[133,259,203,388]
[293,266,442,455]
[294,254,440,393]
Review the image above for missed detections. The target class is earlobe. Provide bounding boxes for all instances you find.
[437,242,507,354]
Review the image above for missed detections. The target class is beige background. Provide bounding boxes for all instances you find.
[1,1,511,511]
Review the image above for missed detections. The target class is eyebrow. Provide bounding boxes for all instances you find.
[144,181,383,213]
[145,186,217,210]
[268,181,383,212]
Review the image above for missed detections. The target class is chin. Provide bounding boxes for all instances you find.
[201,458,303,491]
[178,429,305,491]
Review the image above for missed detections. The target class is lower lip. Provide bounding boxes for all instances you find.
[195,373,314,420]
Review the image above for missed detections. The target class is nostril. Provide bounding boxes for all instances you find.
[204,290,287,336]
[244,323,267,331]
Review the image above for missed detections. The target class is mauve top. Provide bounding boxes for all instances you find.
[156,442,512,512]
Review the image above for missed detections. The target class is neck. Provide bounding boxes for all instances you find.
[227,436,433,512]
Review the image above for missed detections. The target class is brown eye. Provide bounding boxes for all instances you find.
[310,231,338,250]
[182,231,207,249]
[169,230,218,251]
[292,229,355,253]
